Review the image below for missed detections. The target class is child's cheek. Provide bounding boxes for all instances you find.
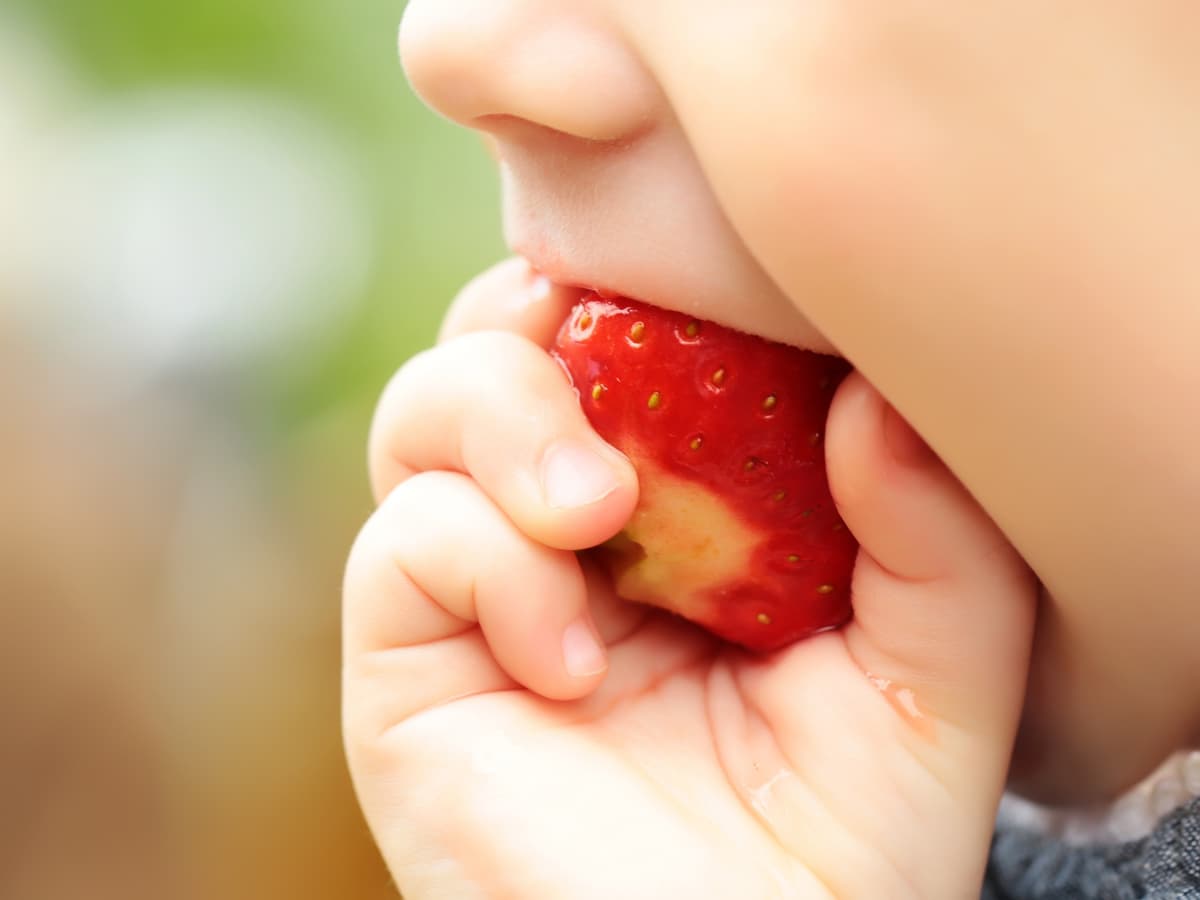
[690,79,948,335]
[636,1,1157,297]
[632,4,952,308]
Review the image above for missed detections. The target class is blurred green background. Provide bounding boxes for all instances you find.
[1,2,500,897]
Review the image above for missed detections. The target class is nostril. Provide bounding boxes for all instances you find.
[398,0,662,145]
[474,114,654,151]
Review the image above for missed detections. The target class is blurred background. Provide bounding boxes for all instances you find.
[0,2,500,897]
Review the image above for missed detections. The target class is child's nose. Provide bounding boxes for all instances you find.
[400,0,660,144]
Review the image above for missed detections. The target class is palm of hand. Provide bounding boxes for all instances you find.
[348,335,1034,899]
[363,606,977,900]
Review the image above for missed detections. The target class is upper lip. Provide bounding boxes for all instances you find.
[501,167,843,355]
[511,240,631,302]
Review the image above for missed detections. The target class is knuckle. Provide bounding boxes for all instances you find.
[379,470,472,516]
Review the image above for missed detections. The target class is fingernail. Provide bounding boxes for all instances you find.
[562,618,608,678]
[540,440,621,509]
[883,403,935,466]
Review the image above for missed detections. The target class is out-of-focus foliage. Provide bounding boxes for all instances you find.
[11,0,503,423]
[1,2,500,898]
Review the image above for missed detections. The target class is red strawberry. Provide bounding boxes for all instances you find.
[551,294,858,652]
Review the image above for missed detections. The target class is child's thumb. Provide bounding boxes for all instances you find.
[825,372,1037,752]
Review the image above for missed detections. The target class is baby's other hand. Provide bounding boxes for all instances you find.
[343,259,1037,899]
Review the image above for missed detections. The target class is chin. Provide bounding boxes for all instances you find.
[1008,704,1181,808]
[1007,723,1105,807]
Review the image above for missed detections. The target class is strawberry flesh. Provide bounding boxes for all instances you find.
[551,294,858,652]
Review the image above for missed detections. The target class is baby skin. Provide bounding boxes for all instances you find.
[343,261,1036,899]
[344,1,1200,897]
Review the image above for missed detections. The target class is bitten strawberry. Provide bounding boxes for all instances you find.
[552,294,858,652]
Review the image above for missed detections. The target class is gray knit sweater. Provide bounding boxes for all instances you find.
[982,797,1200,899]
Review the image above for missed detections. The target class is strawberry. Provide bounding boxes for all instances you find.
[551,294,858,652]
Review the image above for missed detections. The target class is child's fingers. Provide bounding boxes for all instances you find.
[368,330,638,551]
[343,471,609,743]
[825,372,1037,745]
[436,256,584,348]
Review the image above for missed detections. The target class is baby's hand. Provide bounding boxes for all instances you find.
[352,258,640,697]
[343,259,1037,899]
